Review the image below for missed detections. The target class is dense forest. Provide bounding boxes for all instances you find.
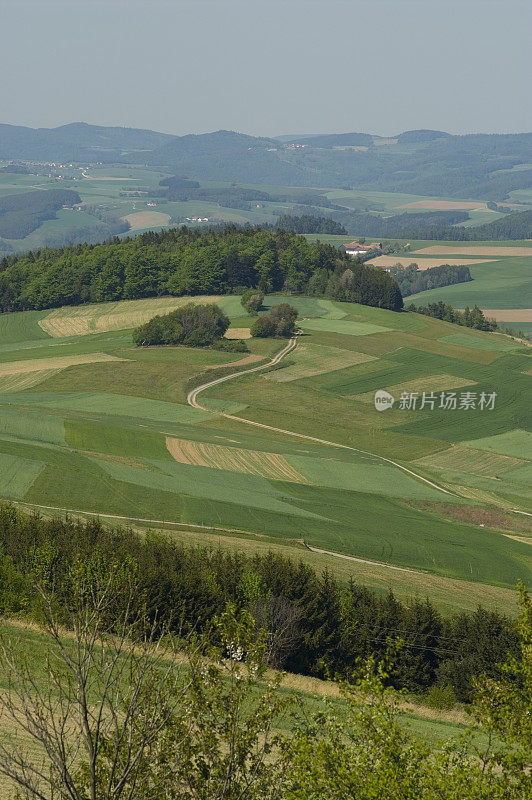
[385,263,472,297]
[277,214,347,234]
[0,187,80,238]
[0,504,519,702]
[0,225,403,312]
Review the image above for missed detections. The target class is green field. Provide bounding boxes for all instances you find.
[0,293,528,613]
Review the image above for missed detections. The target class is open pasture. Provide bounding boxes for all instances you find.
[438,333,522,351]
[462,429,532,459]
[413,445,526,477]
[299,318,392,336]
[367,256,493,269]
[121,210,171,230]
[413,245,532,257]
[353,373,477,403]
[480,309,532,322]
[0,452,45,498]
[0,294,527,606]
[400,200,488,210]
[0,352,126,375]
[0,369,60,393]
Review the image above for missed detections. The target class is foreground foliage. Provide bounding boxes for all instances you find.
[0,558,530,800]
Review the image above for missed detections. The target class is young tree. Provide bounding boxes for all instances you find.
[251,304,298,338]
[0,555,189,800]
[241,289,264,315]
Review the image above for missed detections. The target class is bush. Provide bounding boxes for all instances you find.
[213,338,249,352]
[183,327,215,347]
[251,303,298,338]
[134,303,229,347]
[241,289,264,315]
[425,685,456,710]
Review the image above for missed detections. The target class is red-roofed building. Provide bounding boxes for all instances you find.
[339,241,382,257]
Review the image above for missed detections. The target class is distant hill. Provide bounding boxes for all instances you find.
[143,130,311,183]
[1,122,531,200]
[0,122,173,162]
[279,132,374,147]
[395,129,452,142]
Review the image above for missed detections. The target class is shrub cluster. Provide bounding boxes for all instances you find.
[133,302,229,347]
[241,288,264,315]
[251,303,298,337]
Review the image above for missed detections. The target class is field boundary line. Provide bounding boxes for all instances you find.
[187,335,456,496]
[11,501,254,535]
[303,541,423,574]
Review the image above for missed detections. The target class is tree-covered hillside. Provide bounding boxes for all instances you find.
[1,123,531,199]
[0,226,403,312]
[0,188,81,238]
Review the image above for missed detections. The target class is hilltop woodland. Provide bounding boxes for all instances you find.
[0,226,403,312]
[0,506,530,800]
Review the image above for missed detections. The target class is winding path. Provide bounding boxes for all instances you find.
[187,335,456,496]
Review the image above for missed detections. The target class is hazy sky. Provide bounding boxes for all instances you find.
[2,0,530,137]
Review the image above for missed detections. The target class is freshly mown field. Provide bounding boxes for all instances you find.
[0,293,529,613]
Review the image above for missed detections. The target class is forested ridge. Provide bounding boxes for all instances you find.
[0,225,403,312]
[280,209,532,240]
[0,187,80,239]
[1,124,531,199]
[0,504,519,703]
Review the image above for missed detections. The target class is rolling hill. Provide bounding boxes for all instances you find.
[1,123,531,199]
[0,293,528,616]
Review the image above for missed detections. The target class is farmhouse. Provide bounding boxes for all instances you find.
[340,241,383,257]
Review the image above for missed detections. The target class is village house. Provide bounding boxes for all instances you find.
[339,241,382,257]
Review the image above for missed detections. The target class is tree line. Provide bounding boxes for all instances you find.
[0,503,519,704]
[385,263,472,297]
[281,209,532,241]
[406,301,497,331]
[0,225,403,312]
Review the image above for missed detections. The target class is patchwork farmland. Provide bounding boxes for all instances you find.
[0,292,529,615]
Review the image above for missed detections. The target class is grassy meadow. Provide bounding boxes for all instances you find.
[0,292,528,614]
